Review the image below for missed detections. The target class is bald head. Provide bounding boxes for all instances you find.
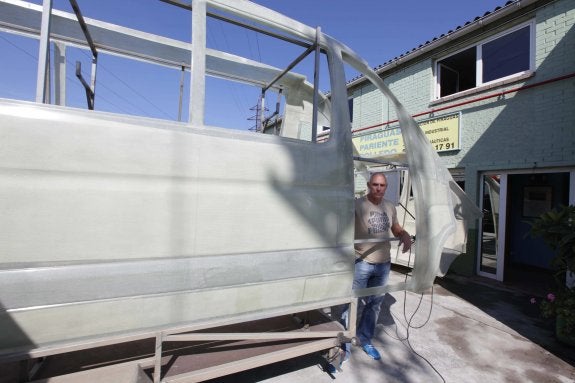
[367,172,387,204]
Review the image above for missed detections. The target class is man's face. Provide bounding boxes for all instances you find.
[367,174,387,199]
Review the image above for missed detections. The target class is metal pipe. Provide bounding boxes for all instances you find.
[75,61,94,109]
[354,238,402,244]
[262,43,316,93]
[311,26,320,143]
[160,0,312,49]
[275,89,282,115]
[35,0,53,103]
[353,156,404,166]
[190,0,207,126]
[165,330,347,342]
[89,56,97,109]
[153,333,163,383]
[178,64,185,121]
[53,43,66,105]
[259,89,265,132]
[68,0,97,58]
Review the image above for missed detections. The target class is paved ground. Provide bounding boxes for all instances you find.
[208,269,575,383]
[2,268,574,382]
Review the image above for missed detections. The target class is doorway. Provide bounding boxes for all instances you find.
[477,171,571,287]
[506,172,569,266]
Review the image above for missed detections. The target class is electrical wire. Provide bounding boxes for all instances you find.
[0,33,37,60]
[210,19,251,125]
[396,240,446,383]
[78,50,172,119]
[254,29,262,63]
[0,34,119,110]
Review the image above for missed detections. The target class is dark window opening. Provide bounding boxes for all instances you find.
[437,24,532,98]
[438,47,476,97]
[348,98,354,122]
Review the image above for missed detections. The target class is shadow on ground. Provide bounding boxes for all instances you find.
[204,353,329,383]
[436,273,575,367]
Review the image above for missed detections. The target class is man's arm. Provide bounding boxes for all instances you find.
[391,223,411,253]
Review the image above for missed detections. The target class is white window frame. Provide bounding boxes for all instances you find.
[435,20,535,100]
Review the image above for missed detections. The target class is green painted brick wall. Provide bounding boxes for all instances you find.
[349,0,575,276]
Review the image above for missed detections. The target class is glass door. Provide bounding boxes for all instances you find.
[478,173,506,280]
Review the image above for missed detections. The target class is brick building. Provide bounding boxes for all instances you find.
[347,0,574,283]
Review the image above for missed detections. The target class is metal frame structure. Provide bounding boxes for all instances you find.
[0,0,358,380]
[0,0,475,381]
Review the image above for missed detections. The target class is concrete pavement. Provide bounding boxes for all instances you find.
[209,269,575,383]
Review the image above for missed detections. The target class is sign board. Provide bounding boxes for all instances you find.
[353,113,460,158]
[418,113,460,152]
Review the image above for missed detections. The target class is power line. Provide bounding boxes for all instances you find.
[212,19,251,126]
[79,50,173,119]
[0,34,37,60]
[0,34,115,111]
[254,30,262,63]
[0,33,154,116]
[72,58,150,116]
[245,29,256,61]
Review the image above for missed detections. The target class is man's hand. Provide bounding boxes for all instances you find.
[399,231,411,253]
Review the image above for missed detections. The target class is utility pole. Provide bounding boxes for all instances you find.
[248,97,268,132]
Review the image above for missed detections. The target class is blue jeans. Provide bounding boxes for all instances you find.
[342,259,391,349]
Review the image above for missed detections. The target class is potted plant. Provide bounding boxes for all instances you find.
[529,204,575,345]
[538,288,575,345]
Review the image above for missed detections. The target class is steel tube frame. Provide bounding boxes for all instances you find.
[178,65,185,121]
[35,0,52,103]
[163,338,339,383]
[165,330,349,342]
[190,0,207,125]
[53,42,66,105]
[160,0,312,49]
[34,0,98,108]
[311,26,320,143]
[68,0,97,59]
[353,156,407,167]
[262,43,316,93]
[151,299,356,383]
[2,2,360,380]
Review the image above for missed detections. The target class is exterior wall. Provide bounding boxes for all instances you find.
[349,0,575,277]
[351,62,432,130]
[387,62,433,117]
[350,83,383,130]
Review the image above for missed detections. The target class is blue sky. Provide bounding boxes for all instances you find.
[0,0,508,130]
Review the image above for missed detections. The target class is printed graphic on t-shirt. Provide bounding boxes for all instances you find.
[367,210,390,235]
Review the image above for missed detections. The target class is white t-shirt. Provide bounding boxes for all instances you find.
[354,196,398,264]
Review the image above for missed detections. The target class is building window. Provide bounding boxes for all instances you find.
[348,98,354,122]
[436,22,533,98]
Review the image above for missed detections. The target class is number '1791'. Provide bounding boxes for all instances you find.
[434,142,455,151]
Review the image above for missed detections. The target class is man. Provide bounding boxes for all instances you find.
[351,172,411,360]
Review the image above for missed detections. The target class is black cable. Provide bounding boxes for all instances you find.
[397,240,446,383]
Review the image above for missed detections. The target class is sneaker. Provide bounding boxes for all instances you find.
[362,344,381,360]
